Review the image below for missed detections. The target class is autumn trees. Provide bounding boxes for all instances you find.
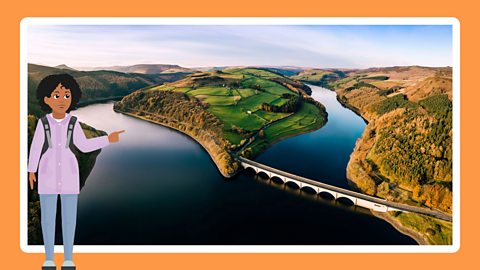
[114,90,240,177]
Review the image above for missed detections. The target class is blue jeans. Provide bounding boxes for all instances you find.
[39,194,78,261]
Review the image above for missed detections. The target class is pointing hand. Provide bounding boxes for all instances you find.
[108,130,126,143]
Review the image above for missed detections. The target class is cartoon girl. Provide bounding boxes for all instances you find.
[27,74,125,270]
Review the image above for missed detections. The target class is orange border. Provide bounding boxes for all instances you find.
[1,0,475,269]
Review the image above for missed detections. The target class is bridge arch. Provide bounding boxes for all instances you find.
[235,157,452,221]
[318,191,336,200]
[270,175,285,183]
[285,178,304,189]
[243,166,257,174]
[285,180,301,189]
[336,195,356,206]
[256,170,270,179]
[241,163,257,172]
[300,185,317,194]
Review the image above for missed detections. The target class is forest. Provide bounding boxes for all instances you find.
[260,93,302,113]
[114,90,240,177]
[329,67,453,214]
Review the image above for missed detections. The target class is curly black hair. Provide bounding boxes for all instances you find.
[36,74,82,113]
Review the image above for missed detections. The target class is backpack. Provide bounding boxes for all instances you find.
[40,115,78,158]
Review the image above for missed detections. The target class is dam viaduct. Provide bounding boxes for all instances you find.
[237,156,452,222]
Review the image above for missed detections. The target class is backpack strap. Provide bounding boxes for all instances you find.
[66,116,77,148]
[40,116,52,157]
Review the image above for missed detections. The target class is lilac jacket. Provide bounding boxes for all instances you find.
[28,113,110,194]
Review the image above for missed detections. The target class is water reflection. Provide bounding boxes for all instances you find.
[64,88,416,245]
[249,172,371,215]
[255,85,366,190]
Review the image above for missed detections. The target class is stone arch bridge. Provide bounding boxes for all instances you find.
[237,156,452,222]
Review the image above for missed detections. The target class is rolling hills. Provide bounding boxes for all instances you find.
[78,63,194,74]
[28,63,191,117]
[113,67,327,177]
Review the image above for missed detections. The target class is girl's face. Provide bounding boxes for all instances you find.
[43,83,72,114]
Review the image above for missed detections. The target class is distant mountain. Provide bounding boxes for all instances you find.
[28,63,191,116]
[255,67,301,77]
[78,64,313,75]
[189,65,307,75]
[190,66,245,72]
[78,64,194,74]
[54,64,77,71]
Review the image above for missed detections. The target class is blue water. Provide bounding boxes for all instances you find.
[58,85,416,245]
[255,85,366,188]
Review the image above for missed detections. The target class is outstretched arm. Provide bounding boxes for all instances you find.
[73,121,110,153]
[73,121,125,153]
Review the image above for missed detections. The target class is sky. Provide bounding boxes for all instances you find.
[27,24,453,69]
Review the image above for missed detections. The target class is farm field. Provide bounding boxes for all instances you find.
[144,68,326,152]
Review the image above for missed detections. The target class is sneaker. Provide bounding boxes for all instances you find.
[61,260,76,270]
[42,260,56,270]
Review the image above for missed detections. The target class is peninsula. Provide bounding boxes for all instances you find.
[113,68,327,177]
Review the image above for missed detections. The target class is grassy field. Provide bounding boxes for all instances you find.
[236,92,280,110]
[236,88,257,98]
[240,77,292,96]
[207,105,266,131]
[146,68,326,153]
[188,86,232,96]
[270,97,289,106]
[393,212,452,245]
[247,102,325,156]
[226,67,284,79]
[253,110,290,122]
[172,87,191,93]
[223,130,245,145]
[198,95,240,106]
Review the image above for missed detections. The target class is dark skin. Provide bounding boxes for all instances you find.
[29,83,125,189]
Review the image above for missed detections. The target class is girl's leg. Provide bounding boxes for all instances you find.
[60,194,78,262]
[39,194,58,261]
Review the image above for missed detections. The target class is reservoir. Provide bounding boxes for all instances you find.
[67,85,416,245]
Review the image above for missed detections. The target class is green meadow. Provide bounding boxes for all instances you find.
[247,102,324,156]
[146,68,326,154]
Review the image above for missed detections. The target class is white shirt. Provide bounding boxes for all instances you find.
[49,113,67,122]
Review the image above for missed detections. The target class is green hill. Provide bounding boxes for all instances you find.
[291,68,346,87]
[82,64,194,74]
[28,63,190,117]
[114,67,327,177]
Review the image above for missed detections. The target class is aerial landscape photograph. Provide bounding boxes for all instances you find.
[24,21,455,248]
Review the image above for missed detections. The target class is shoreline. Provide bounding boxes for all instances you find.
[335,94,370,124]
[77,96,125,108]
[111,85,437,245]
[370,211,428,245]
[338,96,426,245]
[113,91,328,179]
[114,106,327,178]
[238,103,328,158]
[113,108,237,178]
[248,114,327,159]
[333,88,450,245]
